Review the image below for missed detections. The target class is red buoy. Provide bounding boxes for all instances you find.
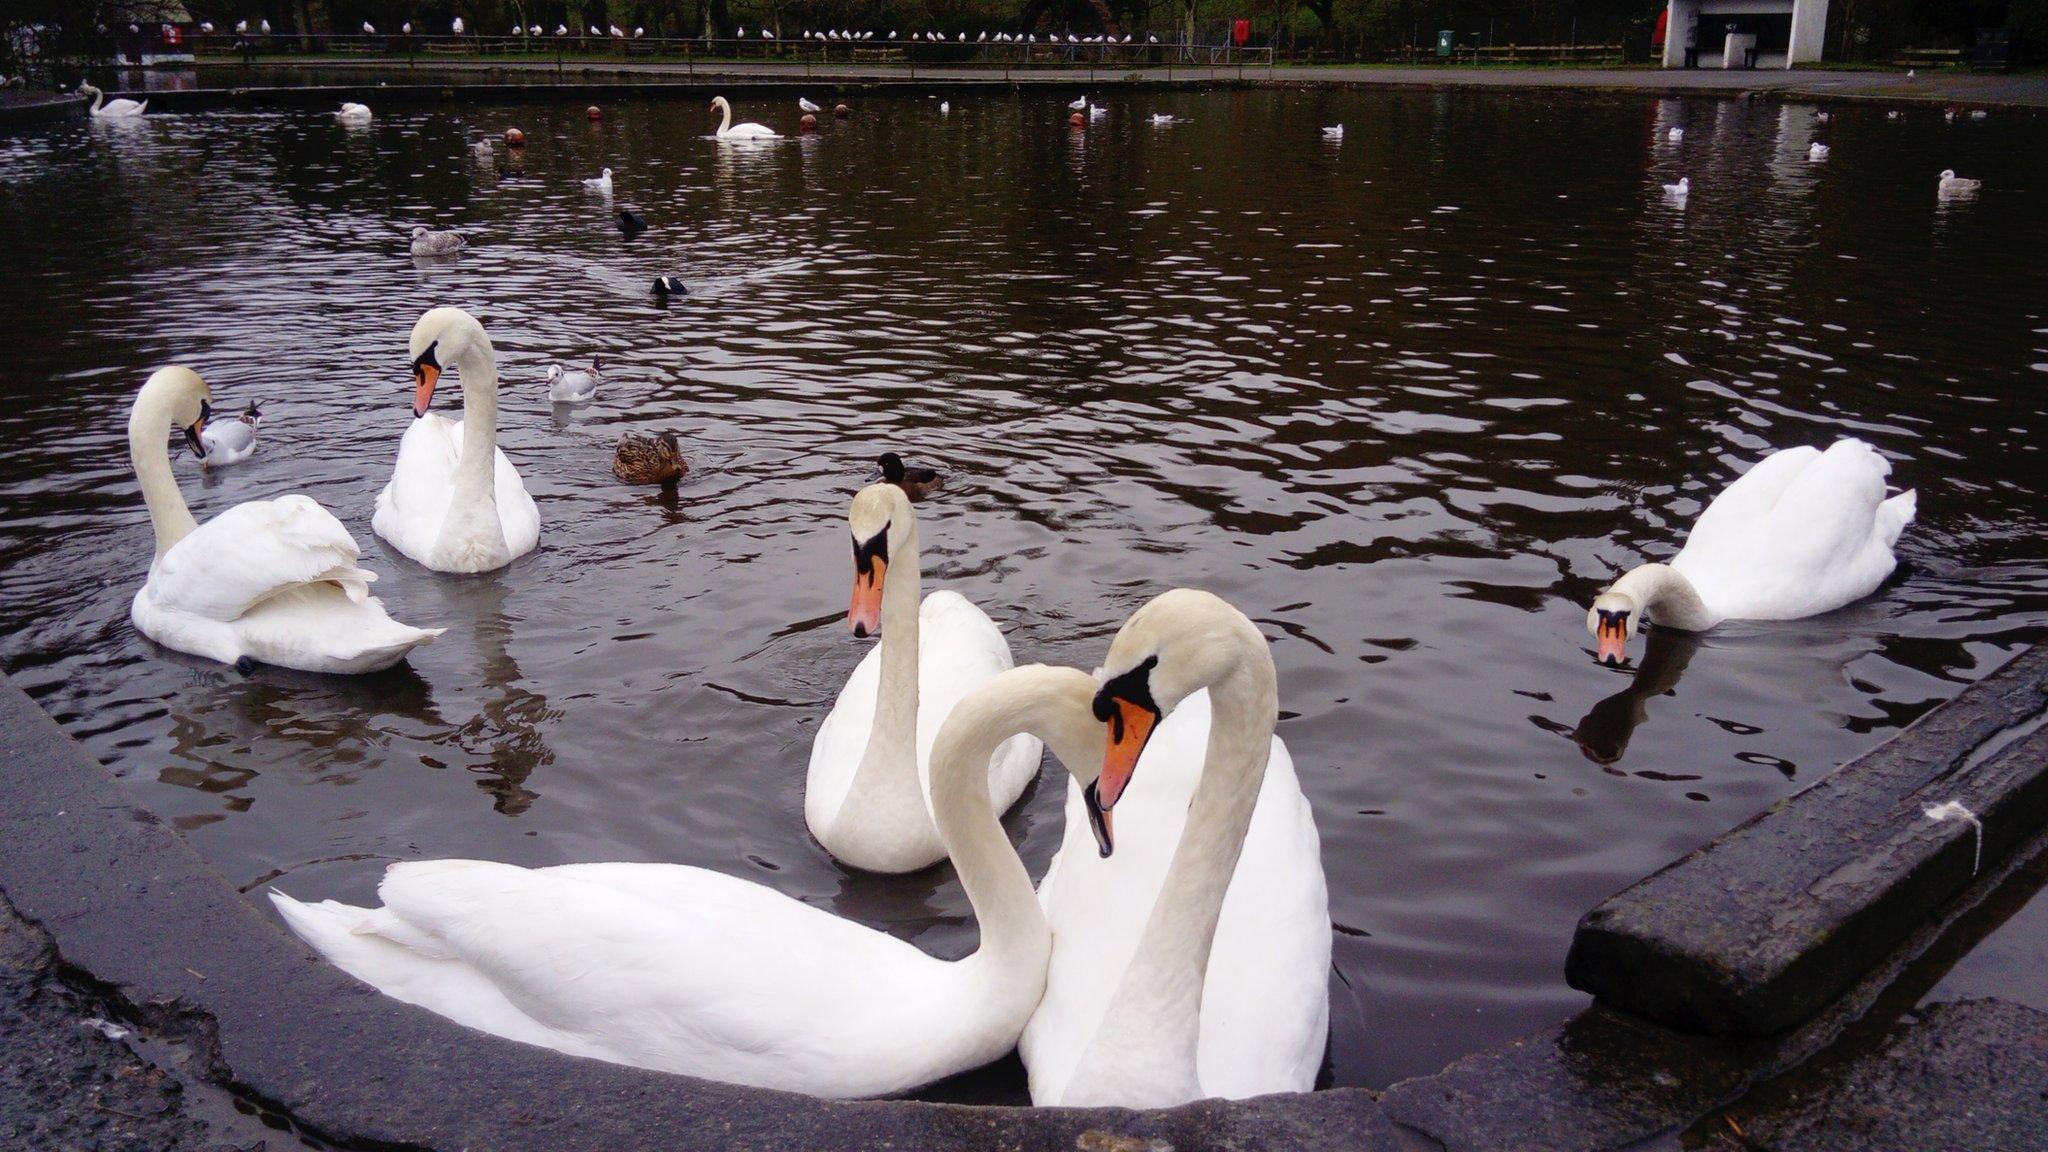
[1068,111,1085,127]
[801,113,818,132]
[834,103,850,119]
[504,127,526,147]
[586,105,603,121]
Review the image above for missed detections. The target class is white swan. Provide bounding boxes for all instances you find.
[710,95,779,138]
[78,83,146,118]
[272,663,1107,1097]
[1938,169,1982,198]
[336,102,371,124]
[807,483,1042,874]
[1024,589,1330,1108]
[372,308,540,574]
[1588,439,1916,665]
[545,356,602,403]
[197,399,262,466]
[127,368,441,674]
[581,167,613,194]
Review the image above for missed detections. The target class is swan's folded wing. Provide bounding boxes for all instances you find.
[1755,439,1893,571]
[1679,444,1823,557]
[912,591,1038,799]
[151,495,376,620]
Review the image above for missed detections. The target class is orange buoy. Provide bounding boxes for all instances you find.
[504,127,526,147]
[801,113,818,132]
[586,105,602,121]
[1068,111,1084,127]
[833,103,850,118]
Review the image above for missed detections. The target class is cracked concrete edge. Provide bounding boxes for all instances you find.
[0,674,1401,1151]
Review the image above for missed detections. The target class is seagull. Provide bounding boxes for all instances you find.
[737,25,746,37]
[1090,104,1106,120]
[1887,110,1901,120]
[957,32,966,41]
[1069,95,1088,110]
[1944,109,1955,123]
[1150,113,1174,126]
[1323,124,1344,140]
[1808,142,1829,160]
[799,97,820,113]
[977,31,987,41]
[362,21,375,33]
[1815,111,1830,123]
[1970,109,1986,120]
[129,22,141,32]
[634,26,644,36]
[472,138,494,161]
[611,24,625,37]
[889,30,898,38]
[1937,169,1981,198]
[235,19,246,33]
[200,20,213,31]
[1663,176,1690,200]
[939,101,950,114]
[512,24,523,34]
[1122,34,1131,42]
[583,167,614,194]
[409,226,465,256]
[590,25,602,36]
[260,18,271,33]
[1668,127,1683,142]
[402,21,411,33]
[1148,33,1159,43]
[555,24,568,35]
[451,16,463,33]
[762,28,774,38]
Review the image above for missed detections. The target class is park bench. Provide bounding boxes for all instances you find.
[1894,46,1963,69]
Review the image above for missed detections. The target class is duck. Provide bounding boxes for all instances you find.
[546,356,602,403]
[372,308,540,574]
[1662,176,1690,200]
[710,95,779,138]
[806,483,1042,874]
[127,368,441,674]
[798,96,821,113]
[1938,169,1982,198]
[617,208,648,237]
[335,101,372,124]
[1023,589,1331,1107]
[78,83,146,118]
[582,167,613,194]
[877,451,941,501]
[1587,439,1916,666]
[271,663,1109,1096]
[1809,142,1830,161]
[1322,124,1343,141]
[197,399,262,467]
[409,226,465,257]
[613,431,686,484]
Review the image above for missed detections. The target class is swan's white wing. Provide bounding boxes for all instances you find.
[372,414,460,562]
[491,442,540,560]
[150,495,374,620]
[806,638,883,832]
[1676,444,1823,560]
[277,859,993,1097]
[911,590,1042,812]
[1026,692,1329,1105]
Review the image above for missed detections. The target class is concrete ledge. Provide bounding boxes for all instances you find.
[1565,644,2048,1036]
[0,93,88,127]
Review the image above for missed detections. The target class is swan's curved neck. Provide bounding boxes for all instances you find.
[128,383,197,558]
[1066,616,1277,1107]
[716,101,732,136]
[439,334,503,551]
[83,86,103,112]
[849,517,924,817]
[1613,563,1716,630]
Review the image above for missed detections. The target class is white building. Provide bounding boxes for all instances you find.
[1662,0,1828,69]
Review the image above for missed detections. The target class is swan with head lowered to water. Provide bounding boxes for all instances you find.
[710,95,779,138]
[127,367,441,674]
[373,308,540,574]
[271,663,1108,1097]
[1023,588,1331,1107]
[1588,439,1915,666]
[807,483,1042,873]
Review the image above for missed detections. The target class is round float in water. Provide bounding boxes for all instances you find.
[504,127,526,147]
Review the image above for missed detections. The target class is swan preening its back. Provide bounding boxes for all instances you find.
[127,368,440,674]
[1588,439,1915,665]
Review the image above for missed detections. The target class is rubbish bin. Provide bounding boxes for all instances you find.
[1436,29,1454,58]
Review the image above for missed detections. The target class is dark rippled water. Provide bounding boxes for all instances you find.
[2,89,2044,1095]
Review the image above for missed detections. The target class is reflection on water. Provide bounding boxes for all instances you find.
[0,89,2044,1095]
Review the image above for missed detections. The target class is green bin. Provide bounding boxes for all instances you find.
[1436,29,1454,57]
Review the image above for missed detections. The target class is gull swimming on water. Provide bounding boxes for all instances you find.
[410,226,465,256]
[1937,169,1981,199]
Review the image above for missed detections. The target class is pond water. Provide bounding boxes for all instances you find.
[2,88,2044,1097]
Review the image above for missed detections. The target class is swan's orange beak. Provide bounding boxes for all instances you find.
[849,555,885,638]
[412,361,439,418]
[1097,697,1158,813]
[1595,618,1629,666]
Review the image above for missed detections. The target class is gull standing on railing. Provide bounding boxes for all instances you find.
[451,16,463,33]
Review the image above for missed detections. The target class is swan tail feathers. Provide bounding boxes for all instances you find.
[1878,489,1917,548]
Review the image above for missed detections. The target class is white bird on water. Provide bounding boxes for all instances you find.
[583,167,614,194]
[547,357,603,404]
[1668,126,1683,142]
[1937,169,1981,199]
[335,102,371,124]
[1149,113,1174,126]
[1322,124,1343,141]
[1068,95,1088,111]
[78,83,147,118]
[1809,142,1829,161]
[1663,175,1690,201]
[799,96,820,113]
[198,400,264,467]
[1089,104,1106,120]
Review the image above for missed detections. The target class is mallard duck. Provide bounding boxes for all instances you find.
[877,451,940,501]
[614,431,686,484]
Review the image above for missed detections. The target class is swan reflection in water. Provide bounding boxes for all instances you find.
[1573,630,1701,766]
[443,576,561,815]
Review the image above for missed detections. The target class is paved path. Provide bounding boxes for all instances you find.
[174,59,2048,108]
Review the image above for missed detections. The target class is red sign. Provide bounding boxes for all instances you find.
[1232,18,1250,46]
[163,24,183,44]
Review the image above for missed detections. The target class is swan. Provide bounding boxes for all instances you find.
[806,483,1042,874]
[272,663,1107,1096]
[1588,439,1916,666]
[336,102,371,124]
[372,308,540,574]
[1809,142,1830,161]
[799,96,820,113]
[197,400,262,466]
[710,95,778,138]
[546,356,602,403]
[127,368,441,674]
[1023,589,1330,1108]
[1322,124,1343,140]
[1938,169,1982,198]
[78,83,146,118]
[581,167,613,194]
